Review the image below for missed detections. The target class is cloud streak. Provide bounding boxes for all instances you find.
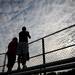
[0,0,75,70]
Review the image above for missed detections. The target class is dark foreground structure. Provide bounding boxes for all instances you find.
[0,57,75,75]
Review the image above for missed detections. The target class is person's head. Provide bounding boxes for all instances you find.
[12,37,18,42]
[22,26,26,31]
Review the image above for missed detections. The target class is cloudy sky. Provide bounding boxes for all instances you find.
[0,0,75,71]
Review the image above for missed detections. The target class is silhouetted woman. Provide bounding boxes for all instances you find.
[6,37,18,72]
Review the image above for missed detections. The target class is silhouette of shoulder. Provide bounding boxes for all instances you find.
[19,31,29,36]
[19,31,30,42]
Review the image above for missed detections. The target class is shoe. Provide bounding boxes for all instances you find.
[17,67,21,71]
[22,65,27,70]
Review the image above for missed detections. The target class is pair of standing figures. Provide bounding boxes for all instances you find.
[6,26,31,72]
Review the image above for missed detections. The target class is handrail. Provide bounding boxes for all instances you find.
[0,24,75,72]
[30,44,75,59]
[8,43,75,58]
[1,57,75,75]
[9,62,75,75]
[0,53,6,56]
[29,24,75,44]
[0,24,75,55]
[0,42,75,68]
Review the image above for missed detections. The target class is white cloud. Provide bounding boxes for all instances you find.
[0,0,75,71]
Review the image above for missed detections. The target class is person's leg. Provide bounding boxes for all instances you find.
[7,56,16,72]
[7,66,12,73]
[22,61,27,70]
[23,62,26,69]
[21,56,27,70]
[17,55,21,70]
[7,57,12,72]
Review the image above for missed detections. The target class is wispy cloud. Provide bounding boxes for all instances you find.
[0,0,75,70]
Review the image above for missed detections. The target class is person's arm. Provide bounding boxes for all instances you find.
[6,43,10,55]
[28,32,31,39]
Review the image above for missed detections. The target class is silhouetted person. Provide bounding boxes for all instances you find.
[6,37,18,72]
[17,26,31,70]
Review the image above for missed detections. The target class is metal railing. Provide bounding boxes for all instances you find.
[0,24,75,74]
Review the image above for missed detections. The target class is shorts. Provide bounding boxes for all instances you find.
[16,42,29,60]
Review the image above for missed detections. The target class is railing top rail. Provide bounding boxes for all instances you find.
[30,44,75,59]
[9,62,75,75]
[29,24,75,44]
[0,24,75,72]
[0,43,75,68]
[0,53,6,55]
[0,24,75,55]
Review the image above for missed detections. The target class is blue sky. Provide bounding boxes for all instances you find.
[0,0,75,71]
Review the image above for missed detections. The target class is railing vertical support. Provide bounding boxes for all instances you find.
[42,38,46,64]
[42,38,46,75]
[2,54,6,72]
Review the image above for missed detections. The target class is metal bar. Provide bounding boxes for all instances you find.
[0,44,75,68]
[30,44,75,59]
[45,44,75,55]
[42,38,45,64]
[0,24,75,72]
[2,54,6,72]
[0,53,6,55]
[1,43,75,59]
[29,24,75,44]
[42,38,46,75]
[10,62,75,75]
[1,57,75,75]
[0,24,75,56]
[20,57,75,71]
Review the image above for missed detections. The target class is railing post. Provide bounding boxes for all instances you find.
[42,38,46,75]
[42,38,46,64]
[2,53,6,72]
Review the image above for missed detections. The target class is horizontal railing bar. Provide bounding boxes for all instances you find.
[0,65,4,68]
[29,24,75,44]
[1,57,75,74]
[30,53,42,59]
[1,43,75,59]
[33,57,75,70]
[45,44,75,55]
[30,44,75,59]
[43,24,75,39]
[0,44,75,68]
[10,62,75,75]
[0,24,75,56]
[0,24,75,71]
[0,53,6,56]
[20,57,75,71]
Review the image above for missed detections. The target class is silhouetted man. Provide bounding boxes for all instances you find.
[17,26,31,70]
